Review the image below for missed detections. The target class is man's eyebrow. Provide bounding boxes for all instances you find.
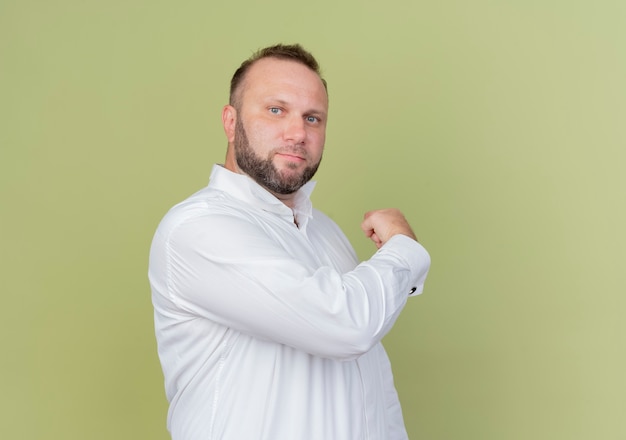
[265,98,289,107]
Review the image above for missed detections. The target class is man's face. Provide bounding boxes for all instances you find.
[234,116,320,194]
[232,58,328,195]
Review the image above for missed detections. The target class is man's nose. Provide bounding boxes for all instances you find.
[283,116,306,144]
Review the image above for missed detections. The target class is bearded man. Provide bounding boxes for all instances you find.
[149,43,431,440]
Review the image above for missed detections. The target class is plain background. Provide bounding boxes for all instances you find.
[1,1,625,439]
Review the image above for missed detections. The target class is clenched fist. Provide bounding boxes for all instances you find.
[360,208,417,249]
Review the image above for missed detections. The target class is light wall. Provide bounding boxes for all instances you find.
[1,1,624,439]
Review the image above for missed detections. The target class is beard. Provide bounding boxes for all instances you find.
[234,117,321,195]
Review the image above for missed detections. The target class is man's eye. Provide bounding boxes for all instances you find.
[306,116,319,123]
[269,107,281,114]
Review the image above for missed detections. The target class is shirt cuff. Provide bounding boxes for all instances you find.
[382,234,431,297]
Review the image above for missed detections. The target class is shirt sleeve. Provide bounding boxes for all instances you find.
[150,210,430,361]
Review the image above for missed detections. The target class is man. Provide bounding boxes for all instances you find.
[149,44,431,440]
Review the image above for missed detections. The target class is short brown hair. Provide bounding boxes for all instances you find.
[229,43,327,107]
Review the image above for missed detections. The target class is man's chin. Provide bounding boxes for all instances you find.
[267,177,306,194]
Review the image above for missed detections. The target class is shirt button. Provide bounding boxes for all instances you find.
[409,287,417,295]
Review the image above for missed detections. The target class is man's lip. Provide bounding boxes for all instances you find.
[276,152,305,161]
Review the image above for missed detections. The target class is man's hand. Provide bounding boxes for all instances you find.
[361,209,417,249]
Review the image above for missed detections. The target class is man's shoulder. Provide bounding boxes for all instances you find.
[156,185,254,234]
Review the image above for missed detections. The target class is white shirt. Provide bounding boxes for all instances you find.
[149,164,431,440]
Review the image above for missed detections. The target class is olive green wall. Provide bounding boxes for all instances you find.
[2,1,624,439]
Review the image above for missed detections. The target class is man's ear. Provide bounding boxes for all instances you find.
[222,105,237,143]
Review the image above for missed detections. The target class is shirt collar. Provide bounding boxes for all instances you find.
[208,164,316,225]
